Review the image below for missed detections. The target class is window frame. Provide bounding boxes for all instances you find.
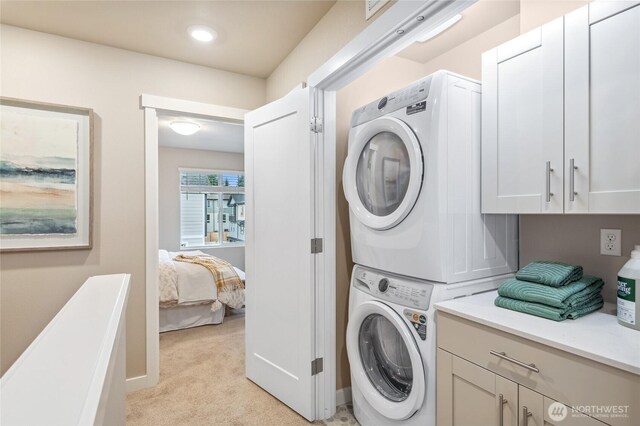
[178,167,245,249]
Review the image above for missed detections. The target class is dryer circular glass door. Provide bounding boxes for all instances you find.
[343,116,423,230]
[347,300,425,420]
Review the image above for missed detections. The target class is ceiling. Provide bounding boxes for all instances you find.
[158,113,244,153]
[0,0,336,78]
[397,0,520,64]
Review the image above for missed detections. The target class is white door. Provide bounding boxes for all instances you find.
[481,18,564,214]
[342,117,424,230]
[565,2,640,213]
[244,87,317,420]
[346,300,425,421]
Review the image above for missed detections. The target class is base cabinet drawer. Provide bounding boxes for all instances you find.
[437,312,638,426]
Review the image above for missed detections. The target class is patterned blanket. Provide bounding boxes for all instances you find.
[159,250,179,307]
[174,253,245,312]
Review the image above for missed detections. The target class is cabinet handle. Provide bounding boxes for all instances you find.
[490,350,540,373]
[499,393,508,426]
[569,158,578,202]
[523,406,533,425]
[546,161,554,202]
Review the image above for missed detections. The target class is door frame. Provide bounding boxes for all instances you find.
[138,0,477,418]
[133,95,247,392]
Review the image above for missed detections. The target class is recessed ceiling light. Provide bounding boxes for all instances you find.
[416,14,462,43]
[169,121,200,136]
[188,25,217,43]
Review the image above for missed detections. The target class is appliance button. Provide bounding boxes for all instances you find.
[377,97,388,110]
[378,278,389,293]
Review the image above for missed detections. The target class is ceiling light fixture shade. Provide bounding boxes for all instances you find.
[416,14,462,43]
[169,121,201,136]
[188,25,217,43]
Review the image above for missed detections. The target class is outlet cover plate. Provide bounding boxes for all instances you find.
[600,229,622,256]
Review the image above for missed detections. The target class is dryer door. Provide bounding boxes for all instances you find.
[347,300,425,420]
[343,116,423,230]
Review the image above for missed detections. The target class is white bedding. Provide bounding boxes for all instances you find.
[159,249,244,307]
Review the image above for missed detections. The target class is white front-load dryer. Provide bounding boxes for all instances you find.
[347,264,511,426]
[343,70,518,284]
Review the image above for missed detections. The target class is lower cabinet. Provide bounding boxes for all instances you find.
[437,349,607,426]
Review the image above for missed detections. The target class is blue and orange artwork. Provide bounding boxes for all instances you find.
[0,110,78,235]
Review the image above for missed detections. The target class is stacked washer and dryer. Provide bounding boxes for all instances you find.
[343,70,518,425]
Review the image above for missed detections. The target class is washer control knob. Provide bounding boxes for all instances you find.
[377,96,388,110]
[378,278,389,293]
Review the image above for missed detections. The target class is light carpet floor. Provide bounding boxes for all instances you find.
[127,310,358,426]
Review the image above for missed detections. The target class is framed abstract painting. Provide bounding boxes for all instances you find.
[0,98,93,252]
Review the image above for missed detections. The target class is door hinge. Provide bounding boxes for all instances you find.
[311,358,324,376]
[310,116,323,133]
[311,238,323,254]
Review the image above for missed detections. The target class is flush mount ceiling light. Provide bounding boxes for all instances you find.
[416,14,462,43]
[169,121,200,136]
[188,25,217,43]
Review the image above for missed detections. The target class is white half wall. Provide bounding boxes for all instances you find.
[158,146,245,269]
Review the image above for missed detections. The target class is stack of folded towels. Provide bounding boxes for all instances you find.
[495,261,605,321]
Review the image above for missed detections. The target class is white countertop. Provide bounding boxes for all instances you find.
[435,290,640,376]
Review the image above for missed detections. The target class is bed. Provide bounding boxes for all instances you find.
[158,249,245,332]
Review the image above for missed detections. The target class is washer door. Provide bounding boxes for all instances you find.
[347,301,425,420]
[343,117,423,230]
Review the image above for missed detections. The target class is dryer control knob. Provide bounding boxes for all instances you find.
[378,278,389,293]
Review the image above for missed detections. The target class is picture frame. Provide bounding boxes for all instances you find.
[0,97,93,252]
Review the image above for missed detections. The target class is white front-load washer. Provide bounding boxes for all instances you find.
[343,70,518,284]
[347,264,511,426]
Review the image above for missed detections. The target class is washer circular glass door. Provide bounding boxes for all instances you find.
[343,117,423,230]
[347,301,425,420]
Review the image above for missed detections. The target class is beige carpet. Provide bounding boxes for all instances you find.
[127,310,313,426]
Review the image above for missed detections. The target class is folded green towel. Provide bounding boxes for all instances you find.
[495,295,604,321]
[498,275,604,309]
[516,261,583,287]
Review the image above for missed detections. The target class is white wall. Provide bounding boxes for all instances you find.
[0,25,265,377]
[158,147,245,269]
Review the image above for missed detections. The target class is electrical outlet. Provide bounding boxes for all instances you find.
[600,229,621,256]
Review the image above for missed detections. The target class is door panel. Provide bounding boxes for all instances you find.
[244,87,315,420]
[437,350,518,426]
[482,18,564,214]
[565,4,640,213]
[520,386,544,426]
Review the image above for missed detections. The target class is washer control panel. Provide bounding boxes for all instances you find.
[351,75,433,127]
[353,266,432,311]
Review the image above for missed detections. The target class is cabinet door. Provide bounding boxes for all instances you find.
[520,386,544,426]
[565,3,640,213]
[482,18,564,214]
[437,349,518,426]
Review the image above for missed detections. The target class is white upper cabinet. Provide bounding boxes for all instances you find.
[483,2,640,214]
[482,18,564,214]
[565,2,640,213]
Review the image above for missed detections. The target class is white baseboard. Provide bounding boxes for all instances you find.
[336,387,352,406]
[126,375,149,392]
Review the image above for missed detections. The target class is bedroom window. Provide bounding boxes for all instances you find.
[179,169,245,248]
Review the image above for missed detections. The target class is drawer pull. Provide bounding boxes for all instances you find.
[499,393,508,426]
[490,350,539,373]
[523,406,533,425]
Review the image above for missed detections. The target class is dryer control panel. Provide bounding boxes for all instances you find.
[353,266,433,311]
[351,75,433,127]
